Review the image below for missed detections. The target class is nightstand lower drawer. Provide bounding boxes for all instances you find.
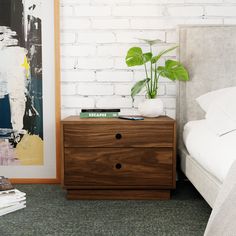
[64,148,173,187]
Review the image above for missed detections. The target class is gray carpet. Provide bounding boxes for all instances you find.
[0,181,211,236]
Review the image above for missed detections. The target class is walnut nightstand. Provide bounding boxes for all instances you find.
[61,116,176,200]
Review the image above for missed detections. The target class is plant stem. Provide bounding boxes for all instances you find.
[155,72,161,92]
[154,63,157,94]
[144,62,150,96]
[150,45,153,96]
[150,62,153,96]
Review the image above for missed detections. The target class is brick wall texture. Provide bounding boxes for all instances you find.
[60,0,236,118]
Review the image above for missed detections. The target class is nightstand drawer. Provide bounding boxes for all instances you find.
[63,124,174,148]
[64,148,173,187]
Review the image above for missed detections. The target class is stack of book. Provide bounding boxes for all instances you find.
[80,109,120,118]
[0,176,26,216]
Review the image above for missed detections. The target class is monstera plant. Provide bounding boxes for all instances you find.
[125,39,189,117]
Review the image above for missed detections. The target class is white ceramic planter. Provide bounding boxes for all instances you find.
[138,98,164,118]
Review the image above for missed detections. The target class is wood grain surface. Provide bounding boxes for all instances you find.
[61,116,176,200]
[66,189,171,200]
[63,124,174,148]
[62,116,174,124]
[64,148,173,187]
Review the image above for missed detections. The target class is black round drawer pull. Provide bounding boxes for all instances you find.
[115,163,122,169]
[115,133,122,140]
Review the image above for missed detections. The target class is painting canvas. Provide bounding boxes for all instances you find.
[0,0,60,181]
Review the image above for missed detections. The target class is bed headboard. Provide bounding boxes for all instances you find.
[177,25,236,144]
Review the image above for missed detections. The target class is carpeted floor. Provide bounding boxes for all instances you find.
[0,181,211,236]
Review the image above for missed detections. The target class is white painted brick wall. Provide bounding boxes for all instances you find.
[96,71,133,82]
[77,83,114,95]
[60,0,236,119]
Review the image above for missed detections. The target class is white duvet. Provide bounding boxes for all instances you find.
[183,120,236,182]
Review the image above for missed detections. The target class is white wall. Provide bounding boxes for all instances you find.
[60,0,236,119]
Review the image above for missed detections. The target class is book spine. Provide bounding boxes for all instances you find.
[81,109,120,113]
[80,112,119,118]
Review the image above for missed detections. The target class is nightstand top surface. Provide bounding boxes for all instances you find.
[61,115,175,124]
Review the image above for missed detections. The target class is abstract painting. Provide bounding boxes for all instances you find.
[0,0,60,181]
[0,0,43,166]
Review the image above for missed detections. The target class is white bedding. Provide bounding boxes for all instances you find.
[183,120,236,182]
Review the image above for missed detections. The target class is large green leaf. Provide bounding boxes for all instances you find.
[157,60,189,81]
[143,52,152,63]
[126,48,152,67]
[131,78,149,99]
[126,47,144,67]
[151,45,178,64]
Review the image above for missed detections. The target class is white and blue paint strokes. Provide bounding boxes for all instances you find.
[0,0,43,166]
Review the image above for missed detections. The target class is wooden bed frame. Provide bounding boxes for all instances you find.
[177,25,236,208]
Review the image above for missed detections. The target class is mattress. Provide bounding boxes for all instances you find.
[183,120,236,182]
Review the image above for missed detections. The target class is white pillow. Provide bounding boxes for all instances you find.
[218,93,236,122]
[196,86,236,113]
[197,86,236,136]
[205,104,236,136]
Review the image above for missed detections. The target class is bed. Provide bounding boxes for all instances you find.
[177,25,236,208]
[183,120,236,183]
